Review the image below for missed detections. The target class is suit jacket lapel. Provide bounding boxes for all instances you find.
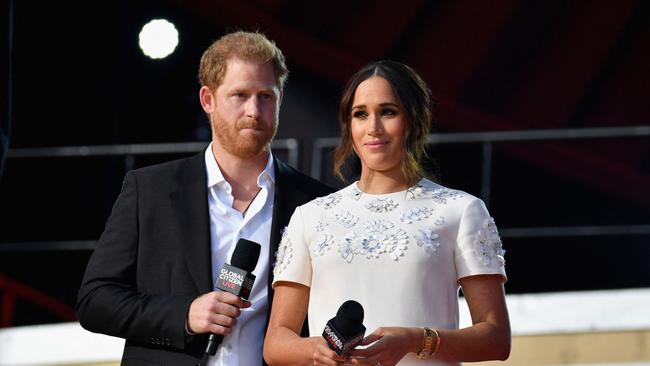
[268,158,300,303]
[171,152,213,294]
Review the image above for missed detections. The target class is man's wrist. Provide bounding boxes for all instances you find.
[185,320,196,336]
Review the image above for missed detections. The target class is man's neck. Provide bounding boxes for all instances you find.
[211,142,269,196]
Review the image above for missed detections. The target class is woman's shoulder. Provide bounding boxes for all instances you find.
[408,178,480,206]
[299,182,357,212]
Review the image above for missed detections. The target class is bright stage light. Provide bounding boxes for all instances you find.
[138,19,179,59]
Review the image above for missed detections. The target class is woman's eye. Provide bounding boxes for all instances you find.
[382,109,397,116]
[353,111,367,119]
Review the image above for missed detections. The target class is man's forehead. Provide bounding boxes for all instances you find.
[221,58,278,85]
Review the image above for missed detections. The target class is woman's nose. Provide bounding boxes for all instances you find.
[368,115,384,135]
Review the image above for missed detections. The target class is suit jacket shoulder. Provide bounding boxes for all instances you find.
[274,158,334,202]
[268,157,334,336]
[128,151,206,188]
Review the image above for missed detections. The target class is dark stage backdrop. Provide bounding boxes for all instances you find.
[1,0,648,326]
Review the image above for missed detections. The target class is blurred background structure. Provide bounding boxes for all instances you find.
[1,0,649,364]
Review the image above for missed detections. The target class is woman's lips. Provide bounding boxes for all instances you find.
[364,140,389,149]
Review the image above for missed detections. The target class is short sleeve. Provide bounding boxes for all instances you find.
[455,197,507,281]
[272,206,312,288]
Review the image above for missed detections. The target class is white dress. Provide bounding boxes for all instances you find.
[272,178,506,365]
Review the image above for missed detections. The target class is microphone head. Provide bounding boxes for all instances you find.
[334,300,364,336]
[231,238,261,272]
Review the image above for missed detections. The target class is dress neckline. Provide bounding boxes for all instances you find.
[351,178,426,199]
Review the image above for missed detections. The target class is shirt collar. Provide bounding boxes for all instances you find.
[205,142,276,188]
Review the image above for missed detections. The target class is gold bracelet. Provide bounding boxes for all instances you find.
[416,327,439,359]
[431,328,441,356]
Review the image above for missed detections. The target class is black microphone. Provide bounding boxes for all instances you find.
[322,300,366,355]
[203,238,261,358]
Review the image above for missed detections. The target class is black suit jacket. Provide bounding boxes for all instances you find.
[76,152,333,365]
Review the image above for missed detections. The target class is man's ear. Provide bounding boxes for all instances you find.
[199,86,215,113]
[277,89,284,107]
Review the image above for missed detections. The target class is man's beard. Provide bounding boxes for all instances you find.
[211,114,277,159]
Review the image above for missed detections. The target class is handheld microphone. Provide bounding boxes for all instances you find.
[322,300,366,355]
[204,238,261,357]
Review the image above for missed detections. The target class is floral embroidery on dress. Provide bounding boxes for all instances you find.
[405,181,463,204]
[339,232,359,263]
[313,234,334,257]
[472,217,505,266]
[334,211,359,228]
[430,188,463,205]
[349,186,363,201]
[338,219,409,262]
[362,220,409,260]
[400,207,435,224]
[365,198,399,213]
[414,228,441,255]
[406,181,435,200]
[361,220,395,258]
[315,221,328,232]
[434,216,445,226]
[273,228,294,276]
[314,193,342,210]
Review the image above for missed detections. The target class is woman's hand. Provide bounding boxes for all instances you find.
[265,282,354,365]
[347,327,421,366]
[313,337,350,366]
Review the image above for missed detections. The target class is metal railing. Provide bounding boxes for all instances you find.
[2,223,650,252]
[2,126,649,250]
[7,138,300,171]
[310,125,650,239]
[2,139,300,251]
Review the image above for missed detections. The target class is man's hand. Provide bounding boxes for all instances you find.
[187,291,251,335]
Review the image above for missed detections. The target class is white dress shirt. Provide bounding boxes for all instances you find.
[204,143,274,366]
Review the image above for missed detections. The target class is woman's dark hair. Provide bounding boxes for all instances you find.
[334,60,433,182]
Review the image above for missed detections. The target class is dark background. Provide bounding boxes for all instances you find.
[1,0,649,327]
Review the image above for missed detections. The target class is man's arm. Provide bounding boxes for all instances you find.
[75,171,194,350]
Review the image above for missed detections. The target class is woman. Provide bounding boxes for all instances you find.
[264,60,510,365]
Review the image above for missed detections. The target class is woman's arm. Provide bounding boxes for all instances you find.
[264,282,347,366]
[434,274,511,362]
[348,274,510,365]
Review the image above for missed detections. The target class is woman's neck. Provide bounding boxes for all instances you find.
[357,168,414,194]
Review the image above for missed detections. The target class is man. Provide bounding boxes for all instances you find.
[76,31,332,365]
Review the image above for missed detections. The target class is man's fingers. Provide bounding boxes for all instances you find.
[209,313,237,327]
[213,301,240,318]
[214,291,251,308]
[187,291,251,334]
[206,322,233,336]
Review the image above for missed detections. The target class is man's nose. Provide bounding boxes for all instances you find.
[245,96,261,119]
